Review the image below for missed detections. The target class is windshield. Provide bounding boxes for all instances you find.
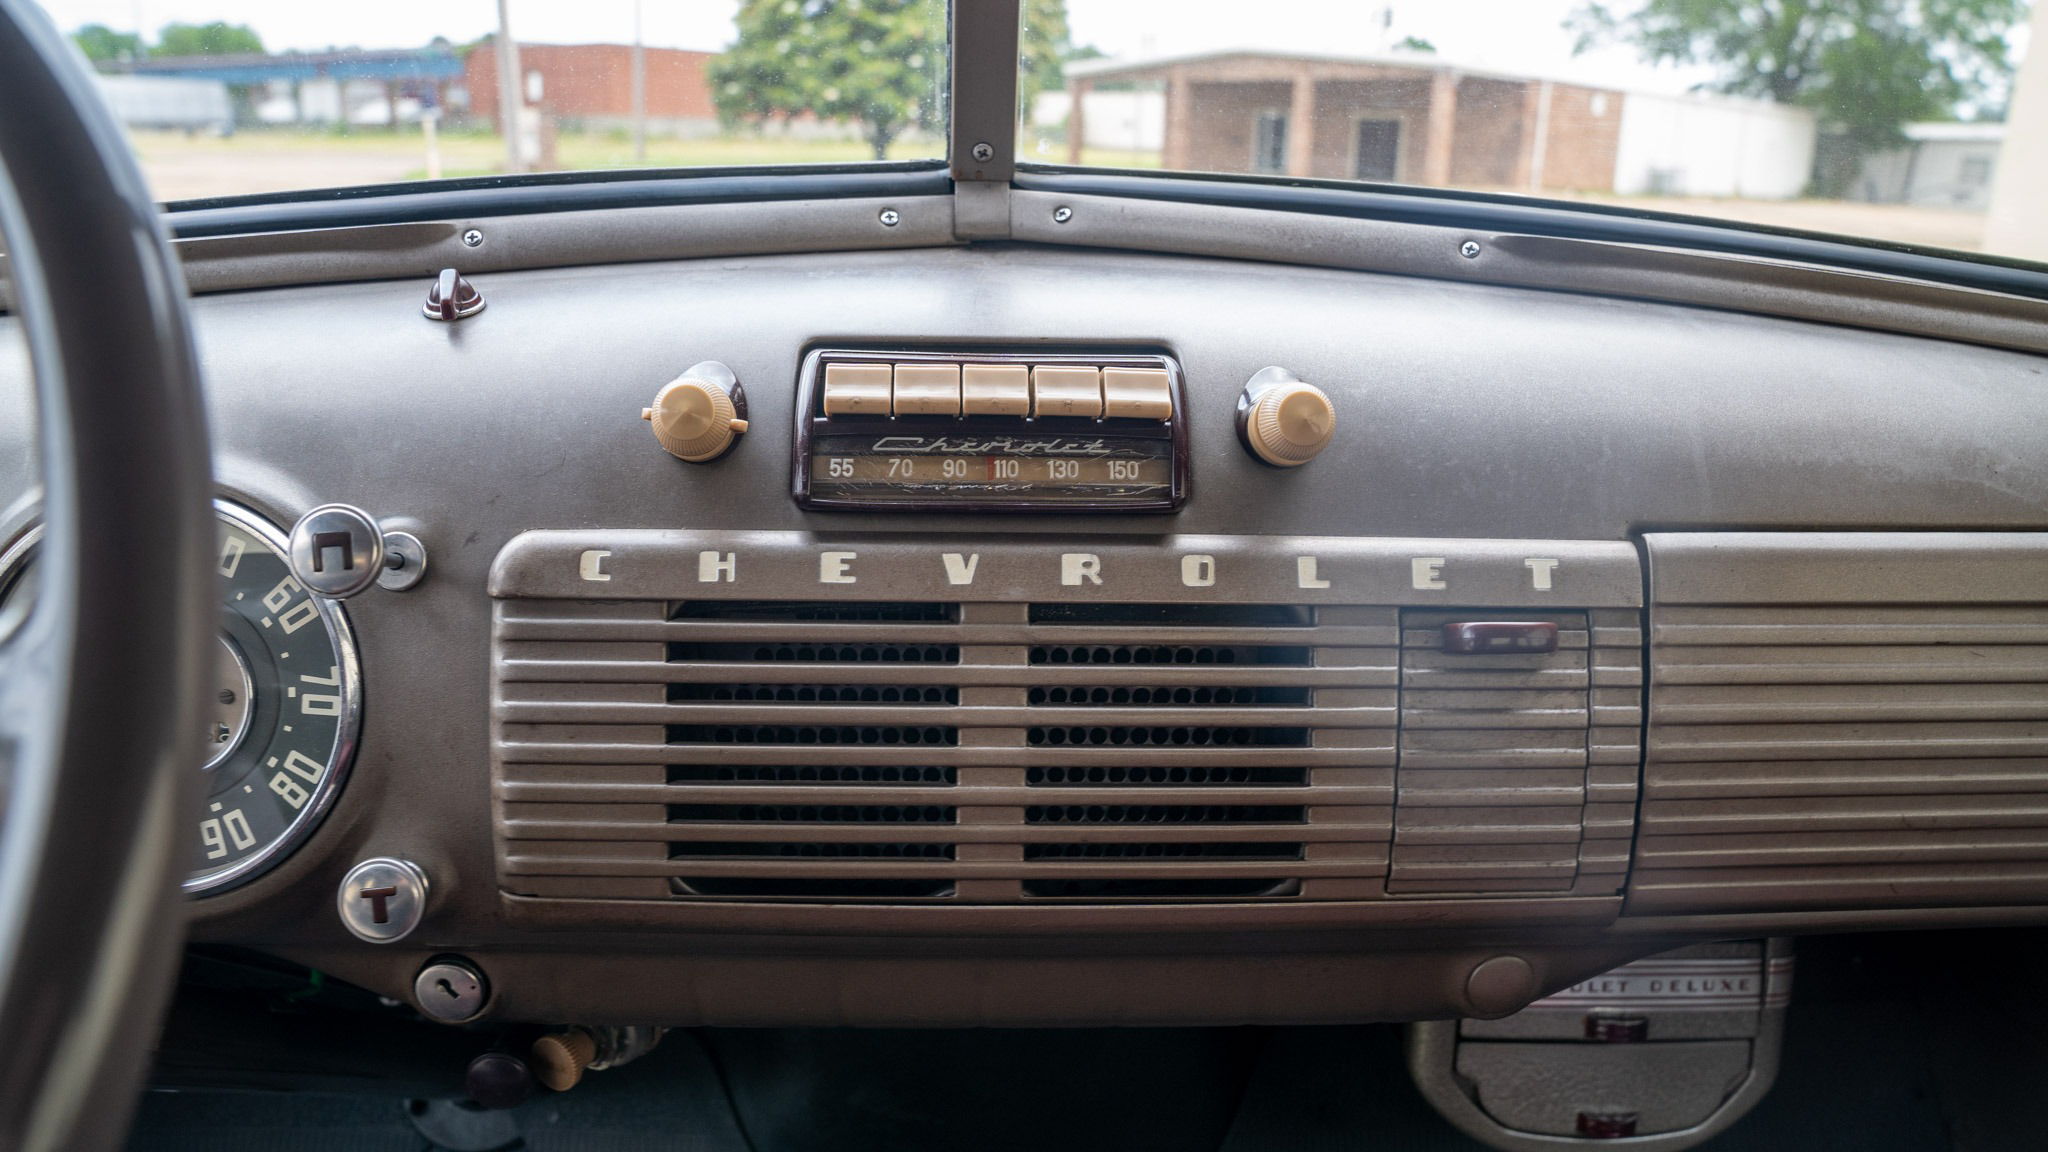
[1033,0,2042,263]
[30,0,2046,266]
[41,0,950,199]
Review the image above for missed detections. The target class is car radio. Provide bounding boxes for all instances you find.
[791,348,1190,512]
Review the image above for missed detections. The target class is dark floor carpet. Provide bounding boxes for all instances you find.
[126,930,2048,1151]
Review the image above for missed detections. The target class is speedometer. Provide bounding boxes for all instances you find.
[0,499,360,894]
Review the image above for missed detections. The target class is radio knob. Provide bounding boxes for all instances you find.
[642,360,748,463]
[1238,367,1335,467]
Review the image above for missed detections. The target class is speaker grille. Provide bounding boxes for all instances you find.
[494,598,1415,902]
[494,594,1644,905]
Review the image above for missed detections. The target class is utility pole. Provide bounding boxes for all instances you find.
[632,0,646,163]
[495,0,525,174]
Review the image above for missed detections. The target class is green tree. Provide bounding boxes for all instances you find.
[1017,0,1074,121]
[711,0,1069,160]
[1570,0,2027,193]
[152,21,265,59]
[73,24,143,66]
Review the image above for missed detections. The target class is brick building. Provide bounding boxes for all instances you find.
[1065,51,1625,193]
[465,39,717,133]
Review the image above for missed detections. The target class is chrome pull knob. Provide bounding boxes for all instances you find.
[288,505,427,597]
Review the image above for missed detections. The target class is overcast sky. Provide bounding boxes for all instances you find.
[29,0,2032,97]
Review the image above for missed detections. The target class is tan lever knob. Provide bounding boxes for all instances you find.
[531,1028,598,1092]
[642,360,748,463]
[1238,367,1334,467]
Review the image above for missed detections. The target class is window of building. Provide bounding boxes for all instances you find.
[1960,156,1993,187]
[1354,118,1401,181]
[1252,111,1288,174]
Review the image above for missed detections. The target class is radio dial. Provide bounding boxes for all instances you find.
[643,361,748,463]
[1239,367,1335,467]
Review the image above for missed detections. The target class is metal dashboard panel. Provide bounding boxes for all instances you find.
[489,530,1641,929]
[5,239,2036,1024]
[1635,532,2048,915]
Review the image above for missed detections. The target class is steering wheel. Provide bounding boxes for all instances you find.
[0,3,216,1149]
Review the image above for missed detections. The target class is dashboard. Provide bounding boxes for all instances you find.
[5,238,2048,1037]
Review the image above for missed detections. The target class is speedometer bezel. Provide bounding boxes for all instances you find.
[193,497,362,894]
[0,498,362,895]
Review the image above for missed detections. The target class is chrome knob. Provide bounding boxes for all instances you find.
[288,505,428,597]
[337,857,430,943]
[289,504,384,598]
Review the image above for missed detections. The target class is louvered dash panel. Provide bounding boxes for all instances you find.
[490,531,1649,914]
[1390,610,1643,896]
[1634,532,2048,914]
[495,599,1400,902]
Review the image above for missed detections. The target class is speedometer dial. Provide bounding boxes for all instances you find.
[200,501,360,892]
[0,500,360,894]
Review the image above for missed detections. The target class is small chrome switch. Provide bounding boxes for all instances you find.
[289,505,386,598]
[289,505,427,597]
[338,857,429,943]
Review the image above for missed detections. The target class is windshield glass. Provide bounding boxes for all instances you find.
[36,0,948,201]
[27,0,2046,266]
[1029,0,2045,264]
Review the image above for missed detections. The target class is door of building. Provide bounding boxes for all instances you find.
[1355,119,1401,181]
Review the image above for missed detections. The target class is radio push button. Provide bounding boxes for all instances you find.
[1101,367,1173,420]
[821,363,892,415]
[961,364,1031,415]
[892,363,961,416]
[1031,365,1103,418]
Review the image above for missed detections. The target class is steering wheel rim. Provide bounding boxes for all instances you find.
[0,3,214,1149]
